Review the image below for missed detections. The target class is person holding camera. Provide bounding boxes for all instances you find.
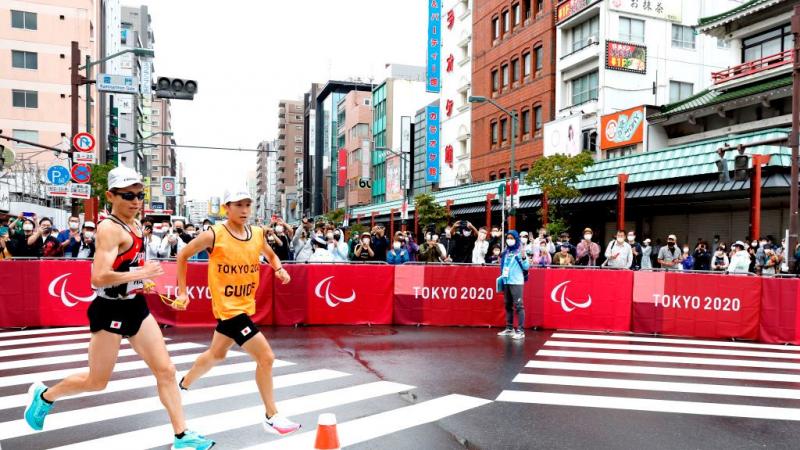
[419,231,444,263]
[370,225,389,261]
[354,232,375,261]
[450,220,478,263]
[159,220,190,259]
[472,227,489,264]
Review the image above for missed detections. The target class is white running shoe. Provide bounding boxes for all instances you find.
[512,330,526,340]
[263,413,301,436]
[497,328,515,336]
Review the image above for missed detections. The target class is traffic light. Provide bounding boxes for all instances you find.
[154,77,198,100]
[734,154,749,182]
[107,106,119,164]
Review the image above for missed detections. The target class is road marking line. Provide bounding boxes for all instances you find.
[551,332,800,352]
[526,360,800,383]
[537,350,800,371]
[0,342,203,371]
[0,327,89,338]
[49,381,415,450]
[246,394,493,449]
[545,340,800,360]
[496,390,800,421]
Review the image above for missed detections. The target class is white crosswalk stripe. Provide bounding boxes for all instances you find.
[0,327,90,338]
[0,327,491,449]
[498,331,800,421]
[0,337,171,358]
[0,333,97,348]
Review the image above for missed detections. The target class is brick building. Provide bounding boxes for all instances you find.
[471,0,556,182]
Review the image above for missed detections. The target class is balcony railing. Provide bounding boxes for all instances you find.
[711,50,793,84]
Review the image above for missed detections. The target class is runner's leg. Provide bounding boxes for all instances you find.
[181,331,234,388]
[241,332,277,416]
[43,330,121,401]
[127,315,185,434]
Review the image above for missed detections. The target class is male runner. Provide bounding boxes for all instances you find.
[24,166,214,450]
[174,186,300,435]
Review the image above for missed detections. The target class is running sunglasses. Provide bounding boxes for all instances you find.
[113,191,146,201]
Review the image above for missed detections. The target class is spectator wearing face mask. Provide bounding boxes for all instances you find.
[0,227,11,260]
[657,234,683,270]
[728,242,751,274]
[58,216,83,256]
[487,245,502,264]
[576,228,601,266]
[692,242,712,271]
[640,238,653,269]
[159,220,188,258]
[450,220,478,263]
[30,217,61,257]
[712,246,729,271]
[532,240,552,266]
[354,232,375,261]
[308,234,335,262]
[472,227,490,264]
[328,228,349,262]
[72,222,96,259]
[271,220,292,260]
[419,231,445,263]
[485,226,503,263]
[519,231,533,255]
[439,225,456,262]
[552,244,576,266]
[604,230,633,269]
[402,231,420,261]
[762,246,780,276]
[291,226,314,263]
[626,231,642,270]
[386,236,410,265]
[141,220,167,260]
[8,218,38,257]
[556,232,577,258]
[371,225,390,261]
[680,244,695,271]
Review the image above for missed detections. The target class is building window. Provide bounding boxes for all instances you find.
[571,71,599,105]
[11,10,37,30]
[294,136,302,143]
[491,121,498,145]
[513,3,521,26]
[11,50,38,69]
[521,109,530,135]
[672,24,696,49]
[669,81,694,103]
[743,25,793,62]
[295,145,302,152]
[511,58,520,84]
[716,37,730,49]
[364,98,371,106]
[492,17,499,40]
[503,10,510,33]
[571,16,599,52]
[523,52,531,78]
[12,129,38,148]
[537,0,544,14]
[12,90,38,108]
[534,105,543,130]
[501,118,508,142]
[524,0,532,19]
[491,69,499,92]
[295,125,302,130]
[534,46,543,71]
[619,17,645,43]
[502,64,509,87]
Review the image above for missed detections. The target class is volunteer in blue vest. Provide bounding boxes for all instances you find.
[497,230,530,340]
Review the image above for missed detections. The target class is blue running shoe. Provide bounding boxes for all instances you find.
[24,382,53,431]
[172,430,215,450]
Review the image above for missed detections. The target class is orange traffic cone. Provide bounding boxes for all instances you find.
[314,413,340,450]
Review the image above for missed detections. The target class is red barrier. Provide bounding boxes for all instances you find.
[759,277,800,344]
[274,264,394,325]
[394,265,505,326]
[632,272,761,340]
[0,260,45,327]
[527,268,633,332]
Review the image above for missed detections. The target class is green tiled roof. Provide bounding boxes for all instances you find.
[653,75,791,118]
[351,128,791,217]
[698,0,777,27]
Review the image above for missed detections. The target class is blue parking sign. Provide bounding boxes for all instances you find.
[47,165,70,186]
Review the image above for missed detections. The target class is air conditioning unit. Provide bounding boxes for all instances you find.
[587,36,598,45]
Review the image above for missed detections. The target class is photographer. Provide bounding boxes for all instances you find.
[291,218,314,262]
[142,220,167,260]
[354,232,375,261]
[270,219,292,261]
[450,220,478,263]
[419,231,445,263]
[158,219,189,258]
[370,225,390,261]
[72,222,96,259]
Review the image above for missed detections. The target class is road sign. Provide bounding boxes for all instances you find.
[68,183,91,199]
[71,164,91,184]
[73,152,96,164]
[161,176,176,197]
[72,133,96,152]
[46,165,70,186]
[151,201,165,210]
[46,184,68,197]
[97,73,138,94]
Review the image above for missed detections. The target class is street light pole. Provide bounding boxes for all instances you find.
[790,4,800,268]
[469,95,518,230]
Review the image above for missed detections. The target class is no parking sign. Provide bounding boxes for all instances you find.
[71,164,91,184]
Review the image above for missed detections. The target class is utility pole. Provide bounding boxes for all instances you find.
[789,4,800,268]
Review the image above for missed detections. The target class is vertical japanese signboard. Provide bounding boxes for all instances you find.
[426,0,441,93]
[425,105,441,183]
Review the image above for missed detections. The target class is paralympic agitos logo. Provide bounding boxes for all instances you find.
[550,281,592,313]
[314,276,356,308]
[48,273,96,307]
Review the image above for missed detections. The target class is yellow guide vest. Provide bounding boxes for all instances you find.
[208,224,263,320]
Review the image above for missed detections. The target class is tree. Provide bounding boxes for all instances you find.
[89,162,116,211]
[414,193,451,232]
[525,152,594,236]
[323,208,345,226]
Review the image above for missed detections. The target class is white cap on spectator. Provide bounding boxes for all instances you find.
[667,234,677,241]
[223,187,252,204]
[107,166,142,189]
[83,221,96,229]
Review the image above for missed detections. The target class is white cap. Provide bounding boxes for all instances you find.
[223,187,252,204]
[667,234,677,241]
[108,166,142,189]
[83,221,96,229]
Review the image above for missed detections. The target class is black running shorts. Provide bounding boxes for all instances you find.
[87,295,150,338]
[216,313,260,346]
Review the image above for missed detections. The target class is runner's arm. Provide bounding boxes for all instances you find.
[176,230,214,296]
